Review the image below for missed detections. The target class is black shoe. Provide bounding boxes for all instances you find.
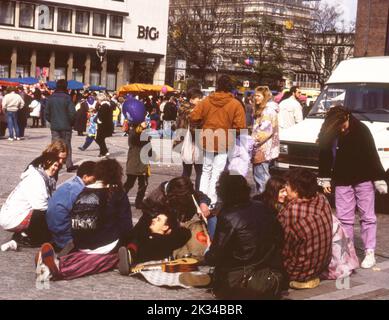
[78,147,85,151]
[118,246,133,276]
[12,232,37,248]
[66,165,79,173]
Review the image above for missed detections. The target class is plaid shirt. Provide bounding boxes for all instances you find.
[277,193,333,282]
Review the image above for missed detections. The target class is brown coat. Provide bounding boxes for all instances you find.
[190,92,246,153]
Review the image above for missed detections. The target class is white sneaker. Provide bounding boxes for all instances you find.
[8,137,14,141]
[35,252,51,282]
[361,249,376,269]
[1,240,18,252]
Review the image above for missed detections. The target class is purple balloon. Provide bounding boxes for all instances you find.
[122,97,146,124]
[87,96,95,105]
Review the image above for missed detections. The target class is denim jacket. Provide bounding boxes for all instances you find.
[46,176,85,249]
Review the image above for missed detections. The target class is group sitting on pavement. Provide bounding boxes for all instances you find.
[0,76,388,300]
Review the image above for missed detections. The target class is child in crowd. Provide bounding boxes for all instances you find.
[78,109,97,151]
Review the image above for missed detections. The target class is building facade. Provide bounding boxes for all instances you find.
[167,0,355,91]
[354,0,389,57]
[0,0,169,90]
[167,0,317,89]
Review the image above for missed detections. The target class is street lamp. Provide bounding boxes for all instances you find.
[96,42,107,63]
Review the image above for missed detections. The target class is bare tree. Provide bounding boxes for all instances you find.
[168,0,232,85]
[243,15,285,88]
[297,2,355,88]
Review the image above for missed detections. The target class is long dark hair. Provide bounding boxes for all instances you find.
[165,176,196,222]
[216,171,251,209]
[317,105,350,147]
[143,176,196,222]
[254,176,286,213]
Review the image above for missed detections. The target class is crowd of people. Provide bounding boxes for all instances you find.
[0,75,387,299]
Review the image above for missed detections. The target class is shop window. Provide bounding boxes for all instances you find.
[72,68,83,82]
[0,1,15,26]
[58,8,72,33]
[107,73,116,91]
[76,11,89,35]
[16,65,30,78]
[54,68,66,80]
[38,5,54,30]
[0,65,10,78]
[93,13,106,37]
[110,15,123,38]
[19,3,35,28]
[90,71,101,85]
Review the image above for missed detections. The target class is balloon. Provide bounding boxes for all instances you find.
[245,57,254,66]
[122,97,146,124]
[87,96,95,105]
[161,86,168,94]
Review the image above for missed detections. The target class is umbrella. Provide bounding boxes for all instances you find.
[88,85,106,91]
[0,79,20,86]
[46,80,85,90]
[118,83,175,95]
[0,77,39,85]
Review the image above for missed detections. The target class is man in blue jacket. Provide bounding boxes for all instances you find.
[46,161,96,251]
[45,79,78,172]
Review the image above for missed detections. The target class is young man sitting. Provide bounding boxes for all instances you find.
[46,161,96,253]
[117,197,191,276]
[277,168,333,289]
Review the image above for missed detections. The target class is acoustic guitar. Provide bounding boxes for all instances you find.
[130,258,199,274]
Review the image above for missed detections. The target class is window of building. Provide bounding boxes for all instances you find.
[38,5,54,30]
[93,13,107,37]
[107,73,116,91]
[90,71,101,85]
[0,65,10,78]
[58,8,72,33]
[54,68,66,80]
[0,1,15,26]
[109,15,123,38]
[19,3,35,28]
[76,11,89,34]
[16,65,30,78]
[72,68,83,82]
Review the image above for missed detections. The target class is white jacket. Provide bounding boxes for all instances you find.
[29,100,41,117]
[278,97,303,130]
[0,166,51,230]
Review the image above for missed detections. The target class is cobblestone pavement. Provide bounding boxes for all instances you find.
[1,126,389,300]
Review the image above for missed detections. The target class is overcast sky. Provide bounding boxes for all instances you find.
[322,0,358,25]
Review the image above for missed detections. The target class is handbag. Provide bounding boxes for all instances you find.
[213,245,283,299]
[181,127,194,164]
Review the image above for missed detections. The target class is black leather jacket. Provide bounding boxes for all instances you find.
[205,200,283,271]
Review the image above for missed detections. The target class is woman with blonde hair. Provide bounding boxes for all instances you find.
[251,86,280,193]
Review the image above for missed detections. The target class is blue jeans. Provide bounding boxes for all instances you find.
[207,216,217,241]
[81,136,95,150]
[253,161,270,194]
[51,130,73,169]
[7,112,20,139]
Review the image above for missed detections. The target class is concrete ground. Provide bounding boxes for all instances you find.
[1,125,389,300]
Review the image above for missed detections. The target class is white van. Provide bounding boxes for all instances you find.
[276,56,389,175]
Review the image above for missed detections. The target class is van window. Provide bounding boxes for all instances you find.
[308,83,389,122]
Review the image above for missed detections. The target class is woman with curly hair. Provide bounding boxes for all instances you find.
[35,158,133,281]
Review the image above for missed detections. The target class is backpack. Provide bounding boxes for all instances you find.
[172,215,209,261]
